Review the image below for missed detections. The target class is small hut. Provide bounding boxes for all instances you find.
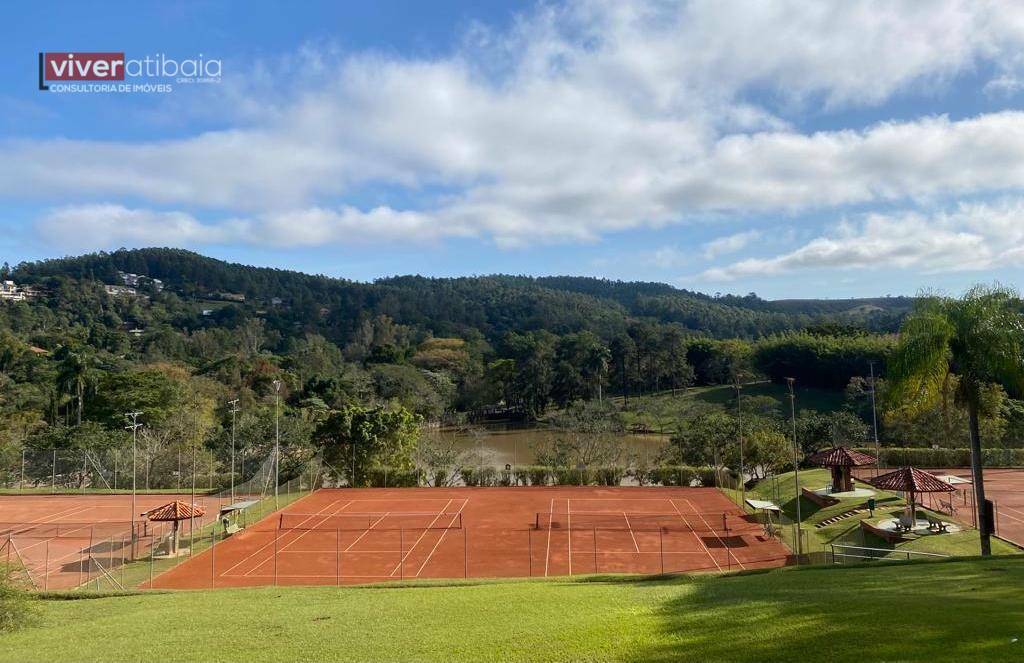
[805,446,877,493]
[869,467,955,529]
[144,500,206,556]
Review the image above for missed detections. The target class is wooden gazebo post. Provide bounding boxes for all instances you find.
[869,467,956,530]
[805,447,877,493]
[143,500,207,556]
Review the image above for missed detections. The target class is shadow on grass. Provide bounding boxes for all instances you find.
[628,557,1024,662]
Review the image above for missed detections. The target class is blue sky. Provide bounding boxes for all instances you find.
[4,1,1024,299]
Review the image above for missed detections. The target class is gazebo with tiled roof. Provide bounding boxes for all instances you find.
[144,500,206,556]
[869,467,955,524]
[805,446,877,493]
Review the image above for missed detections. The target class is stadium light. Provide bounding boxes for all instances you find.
[869,360,880,475]
[228,398,240,503]
[273,380,281,509]
[786,378,802,558]
[124,411,143,555]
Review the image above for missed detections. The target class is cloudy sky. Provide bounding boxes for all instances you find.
[5,0,1024,298]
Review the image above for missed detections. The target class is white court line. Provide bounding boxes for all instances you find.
[243,499,355,576]
[342,514,391,552]
[544,498,554,577]
[623,513,640,553]
[269,501,354,557]
[669,499,722,572]
[684,498,746,571]
[219,498,346,576]
[387,498,455,577]
[413,498,470,577]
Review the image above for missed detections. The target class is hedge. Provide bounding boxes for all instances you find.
[851,447,1024,468]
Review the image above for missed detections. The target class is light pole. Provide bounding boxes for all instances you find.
[868,360,881,476]
[735,381,745,506]
[124,412,142,556]
[786,378,802,558]
[228,398,240,503]
[273,380,281,509]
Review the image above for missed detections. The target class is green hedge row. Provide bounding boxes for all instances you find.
[851,447,1024,468]
[351,464,738,487]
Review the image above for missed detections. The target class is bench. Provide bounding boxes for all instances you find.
[926,514,949,533]
[801,487,840,508]
[860,519,905,544]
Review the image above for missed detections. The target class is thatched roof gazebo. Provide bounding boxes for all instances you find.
[144,500,206,556]
[869,467,955,531]
[806,446,877,493]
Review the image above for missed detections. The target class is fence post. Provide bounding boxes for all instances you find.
[463,528,468,578]
[593,527,598,574]
[273,531,279,586]
[659,527,664,574]
[399,529,404,580]
[44,539,49,590]
[211,531,216,589]
[149,543,154,588]
[52,449,56,490]
[20,449,25,491]
[528,528,532,577]
[336,529,341,586]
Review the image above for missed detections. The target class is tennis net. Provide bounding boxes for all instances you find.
[278,511,463,531]
[534,511,731,532]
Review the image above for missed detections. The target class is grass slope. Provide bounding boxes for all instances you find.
[604,382,846,434]
[3,558,1024,662]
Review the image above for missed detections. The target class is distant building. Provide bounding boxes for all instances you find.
[118,271,164,292]
[104,284,137,297]
[202,309,214,316]
[270,297,283,306]
[218,292,246,302]
[0,280,27,302]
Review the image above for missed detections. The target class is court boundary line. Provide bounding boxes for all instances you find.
[413,498,469,577]
[668,499,721,572]
[386,498,455,577]
[683,498,746,571]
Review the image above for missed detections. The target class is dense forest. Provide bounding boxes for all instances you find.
[0,248,1017,490]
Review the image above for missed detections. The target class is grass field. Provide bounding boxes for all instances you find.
[604,382,846,433]
[3,557,1023,662]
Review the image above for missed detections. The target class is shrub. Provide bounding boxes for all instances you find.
[853,447,1024,468]
[0,568,34,633]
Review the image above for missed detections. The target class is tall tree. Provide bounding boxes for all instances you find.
[888,285,1024,556]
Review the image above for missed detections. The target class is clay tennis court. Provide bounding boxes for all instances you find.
[151,486,790,589]
[921,468,1024,548]
[0,493,217,589]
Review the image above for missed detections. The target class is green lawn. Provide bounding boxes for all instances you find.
[603,382,846,434]
[4,558,1024,662]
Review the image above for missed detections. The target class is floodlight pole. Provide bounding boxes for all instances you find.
[124,412,143,554]
[735,381,745,506]
[786,378,802,558]
[868,360,880,475]
[273,380,281,510]
[228,398,240,504]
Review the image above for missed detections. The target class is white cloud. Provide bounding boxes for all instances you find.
[700,199,1024,281]
[9,1,1024,250]
[36,204,478,253]
[702,230,761,259]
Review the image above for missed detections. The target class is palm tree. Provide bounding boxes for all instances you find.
[56,347,92,426]
[888,285,1024,555]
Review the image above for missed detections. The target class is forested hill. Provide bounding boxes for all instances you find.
[11,248,910,342]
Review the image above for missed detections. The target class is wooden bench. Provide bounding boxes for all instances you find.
[801,487,840,508]
[926,514,949,533]
[860,519,905,544]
